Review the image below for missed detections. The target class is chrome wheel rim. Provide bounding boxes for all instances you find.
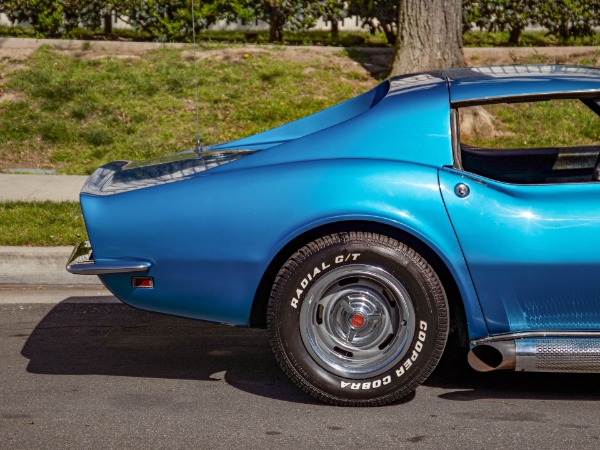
[299,264,415,379]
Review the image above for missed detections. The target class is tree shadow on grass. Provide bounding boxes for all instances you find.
[342,47,393,79]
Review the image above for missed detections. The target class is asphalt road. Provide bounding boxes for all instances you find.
[2,287,600,449]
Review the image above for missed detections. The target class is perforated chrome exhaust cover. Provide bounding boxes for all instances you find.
[516,338,600,373]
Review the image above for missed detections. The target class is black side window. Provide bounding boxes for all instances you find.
[456,98,600,184]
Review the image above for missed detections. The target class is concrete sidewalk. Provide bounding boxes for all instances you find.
[0,173,87,202]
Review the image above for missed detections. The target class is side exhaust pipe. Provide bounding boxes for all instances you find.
[468,341,516,372]
[469,337,600,373]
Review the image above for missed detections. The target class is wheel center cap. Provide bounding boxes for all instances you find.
[350,313,366,328]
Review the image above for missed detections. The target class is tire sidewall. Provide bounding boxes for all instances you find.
[272,236,445,402]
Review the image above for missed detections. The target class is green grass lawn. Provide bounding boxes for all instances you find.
[0,201,86,246]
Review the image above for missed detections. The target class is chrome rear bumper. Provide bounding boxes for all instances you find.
[66,241,151,275]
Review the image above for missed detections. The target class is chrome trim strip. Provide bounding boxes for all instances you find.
[441,166,488,186]
[442,164,594,188]
[451,90,600,107]
[450,108,462,170]
[66,241,151,275]
[471,331,600,346]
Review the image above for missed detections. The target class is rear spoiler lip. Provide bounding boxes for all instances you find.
[81,149,256,196]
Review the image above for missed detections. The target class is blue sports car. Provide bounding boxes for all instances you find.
[68,64,600,406]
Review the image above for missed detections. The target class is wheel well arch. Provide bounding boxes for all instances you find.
[249,220,468,349]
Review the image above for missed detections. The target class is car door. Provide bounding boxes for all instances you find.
[440,100,600,335]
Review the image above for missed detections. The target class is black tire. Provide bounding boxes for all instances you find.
[267,231,448,406]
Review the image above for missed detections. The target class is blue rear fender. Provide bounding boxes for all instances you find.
[257,164,487,340]
[87,159,487,339]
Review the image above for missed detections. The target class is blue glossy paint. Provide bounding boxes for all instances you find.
[440,168,600,334]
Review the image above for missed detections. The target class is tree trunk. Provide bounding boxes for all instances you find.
[103,13,112,35]
[508,27,521,46]
[269,22,284,42]
[331,19,339,40]
[390,0,465,76]
[268,10,284,42]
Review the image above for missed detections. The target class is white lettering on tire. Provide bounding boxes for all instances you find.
[340,322,428,390]
[340,375,392,390]
[290,254,361,308]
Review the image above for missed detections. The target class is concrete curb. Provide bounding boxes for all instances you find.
[0,246,102,286]
[0,174,88,202]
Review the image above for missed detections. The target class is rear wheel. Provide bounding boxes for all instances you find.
[267,232,448,406]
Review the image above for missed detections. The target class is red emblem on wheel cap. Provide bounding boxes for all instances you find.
[351,314,365,328]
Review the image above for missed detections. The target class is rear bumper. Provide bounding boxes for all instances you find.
[66,241,151,275]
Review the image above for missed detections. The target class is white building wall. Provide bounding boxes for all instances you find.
[206,16,366,32]
[1,14,12,26]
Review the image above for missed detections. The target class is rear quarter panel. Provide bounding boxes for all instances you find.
[83,159,486,337]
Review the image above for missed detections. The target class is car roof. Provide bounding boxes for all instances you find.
[444,65,600,106]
